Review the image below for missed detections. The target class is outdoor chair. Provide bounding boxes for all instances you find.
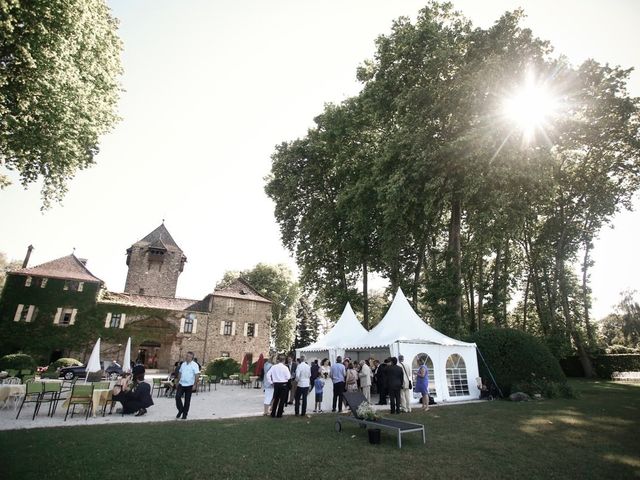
[20,369,32,377]
[7,369,19,378]
[199,375,211,392]
[22,375,36,384]
[37,381,63,417]
[208,375,218,391]
[64,384,94,421]
[335,391,426,449]
[2,377,21,385]
[152,377,163,398]
[16,381,44,420]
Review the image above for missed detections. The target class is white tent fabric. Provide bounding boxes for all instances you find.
[85,338,102,373]
[122,337,131,373]
[352,288,476,348]
[300,302,368,351]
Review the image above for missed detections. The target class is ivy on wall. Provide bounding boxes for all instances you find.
[0,274,179,364]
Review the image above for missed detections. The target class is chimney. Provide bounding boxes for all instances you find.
[22,245,34,268]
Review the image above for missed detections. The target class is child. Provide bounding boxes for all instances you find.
[313,375,325,413]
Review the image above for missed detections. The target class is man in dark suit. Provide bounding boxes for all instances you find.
[376,359,389,405]
[309,359,320,395]
[386,357,403,414]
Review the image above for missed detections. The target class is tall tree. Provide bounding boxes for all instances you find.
[0,0,122,207]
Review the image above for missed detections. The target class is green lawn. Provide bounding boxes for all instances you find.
[0,380,638,480]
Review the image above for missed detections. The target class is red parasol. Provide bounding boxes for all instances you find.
[254,353,265,376]
[240,354,249,374]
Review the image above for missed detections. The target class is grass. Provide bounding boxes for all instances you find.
[0,380,638,480]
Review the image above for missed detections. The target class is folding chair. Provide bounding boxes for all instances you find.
[151,378,163,398]
[65,384,94,421]
[16,381,44,420]
[37,382,63,417]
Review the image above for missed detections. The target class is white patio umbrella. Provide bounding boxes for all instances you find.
[122,337,132,373]
[85,338,102,381]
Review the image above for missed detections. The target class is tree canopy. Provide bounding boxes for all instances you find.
[0,0,122,207]
[265,2,640,375]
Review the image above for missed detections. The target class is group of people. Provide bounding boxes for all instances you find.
[111,351,201,420]
[261,353,431,418]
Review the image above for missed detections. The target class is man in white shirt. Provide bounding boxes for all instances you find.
[294,355,311,416]
[266,354,291,418]
[175,351,200,420]
[398,355,412,413]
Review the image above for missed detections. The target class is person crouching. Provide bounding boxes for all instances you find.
[112,365,154,416]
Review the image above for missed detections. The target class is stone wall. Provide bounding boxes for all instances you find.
[124,245,183,297]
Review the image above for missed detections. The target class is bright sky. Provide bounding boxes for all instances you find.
[1,0,638,320]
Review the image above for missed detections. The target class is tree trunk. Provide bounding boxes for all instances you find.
[363,259,369,330]
[559,260,594,377]
[523,273,530,332]
[581,239,594,345]
[412,240,427,307]
[446,192,463,333]
[491,242,503,326]
[502,239,510,323]
[477,255,484,330]
[468,270,476,332]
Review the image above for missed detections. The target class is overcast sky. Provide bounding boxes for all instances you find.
[1,0,638,320]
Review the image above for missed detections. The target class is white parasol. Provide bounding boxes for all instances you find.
[85,338,102,377]
[122,337,132,373]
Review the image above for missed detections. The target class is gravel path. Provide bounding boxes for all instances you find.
[0,378,478,431]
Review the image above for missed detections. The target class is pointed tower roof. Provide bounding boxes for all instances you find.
[137,224,181,250]
[353,288,473,348]
[10,254,103,283]
[300,302,368,351]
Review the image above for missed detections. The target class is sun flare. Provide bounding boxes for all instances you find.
[502,73,558,142]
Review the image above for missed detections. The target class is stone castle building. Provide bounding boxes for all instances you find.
[0,224,272,369]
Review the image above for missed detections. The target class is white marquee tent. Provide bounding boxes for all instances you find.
[297,302,368,364]
[299,289,480,403]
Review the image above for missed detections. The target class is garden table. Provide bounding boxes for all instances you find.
[0,384,26,408]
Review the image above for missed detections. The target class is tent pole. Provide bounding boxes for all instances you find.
[476,347,504,398]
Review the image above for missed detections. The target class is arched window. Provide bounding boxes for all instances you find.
[446,354,469,396]
[412,353,436,397]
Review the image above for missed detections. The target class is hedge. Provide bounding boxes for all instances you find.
[0,353,36,371]
[560,354,640,378]
[467,328,567,397]
[205,358,241,378]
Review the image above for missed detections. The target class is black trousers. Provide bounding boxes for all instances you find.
[332,381,345,411]
[112,393,144,414]
[294,386,309,415]
[176,384,193,415]
[389,388,401,413]
[377,382,387,404]
[271,382,288,417]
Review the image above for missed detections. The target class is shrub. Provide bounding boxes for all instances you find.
[205,358,241,379]
[467,328,567,397]
[605,344,638,354]
[0,353,36,371]
[559,354,640,378]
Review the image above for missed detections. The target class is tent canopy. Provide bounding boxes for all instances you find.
[351,288,475,349]
[300,302,367,352]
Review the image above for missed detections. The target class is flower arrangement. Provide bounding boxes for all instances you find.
[356,401,379,421]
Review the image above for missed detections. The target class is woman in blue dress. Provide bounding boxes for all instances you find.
[415,356,430,411]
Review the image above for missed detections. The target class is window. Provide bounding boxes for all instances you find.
[184,314,195,334]
[64,280,83,292]
[110,314,122,328]
[221,352,230,358]
[245,353,253,365]
[412,353,437,397]
[139,288,145,295]
[40,278,48,288]
[226,299,235,314]
[25,276,32,287]
[54,307,77,326]
[14,304,36,323]
[246,322,255,337]
[223,321,232,335]
[446,354,469,397]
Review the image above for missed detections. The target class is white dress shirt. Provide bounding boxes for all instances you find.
[266,362,291,384]
[295,361,311,388]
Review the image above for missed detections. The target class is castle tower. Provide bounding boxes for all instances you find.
[124,224,186,297]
